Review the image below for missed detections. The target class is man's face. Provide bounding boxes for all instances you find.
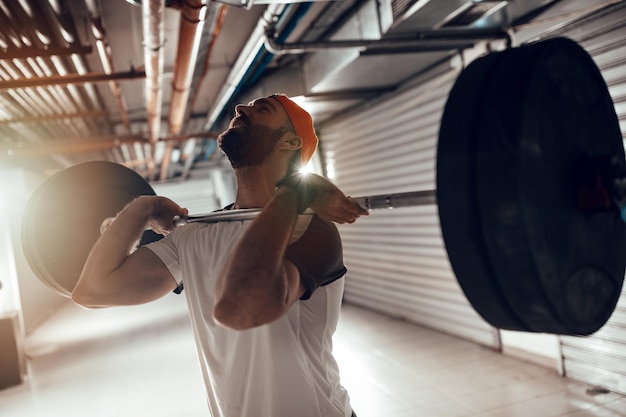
[218,97,290,169]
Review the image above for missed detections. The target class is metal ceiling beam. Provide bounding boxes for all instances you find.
[0,111,107,125]
[0,130,219,157]
[0,70,146,92]
[1,135,147,157]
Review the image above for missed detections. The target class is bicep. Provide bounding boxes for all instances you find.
[96,247,178,307]
[285,216,347,301]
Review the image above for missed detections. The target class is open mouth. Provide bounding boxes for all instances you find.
[230,117,247,129]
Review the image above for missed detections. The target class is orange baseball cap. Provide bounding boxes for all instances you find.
[272,94,318,164]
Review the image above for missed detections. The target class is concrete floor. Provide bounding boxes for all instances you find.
[1,295,625,417]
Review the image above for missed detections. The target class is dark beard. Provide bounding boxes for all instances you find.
[218,123,287,168]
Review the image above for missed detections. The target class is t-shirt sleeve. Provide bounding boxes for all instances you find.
[284,215,347,300]
[144,233,184,294]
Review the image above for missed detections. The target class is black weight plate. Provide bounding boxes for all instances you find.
[21,161,163,297]
[475,38,570,333]
[437,51,531,331]
[476,37,626,335]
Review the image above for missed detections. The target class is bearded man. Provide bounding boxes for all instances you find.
[72,94,367,417]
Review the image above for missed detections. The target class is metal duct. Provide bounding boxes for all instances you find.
[264,26,511,55]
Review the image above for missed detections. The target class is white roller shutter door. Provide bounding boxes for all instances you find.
[319,64,500,348]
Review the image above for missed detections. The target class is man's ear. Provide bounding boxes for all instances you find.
[280,134,302,151]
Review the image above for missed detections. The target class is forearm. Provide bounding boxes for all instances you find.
[72,197,154,303]
[213,187,301,328]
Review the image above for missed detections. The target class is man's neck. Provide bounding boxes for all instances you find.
[233,164,286,209]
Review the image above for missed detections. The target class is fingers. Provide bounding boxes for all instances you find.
[302,176,368,224]
[318,195,369,224]
[347,196,370,216]
[149,197,188,234]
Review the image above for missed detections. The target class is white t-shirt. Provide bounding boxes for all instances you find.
[146,214,352,417]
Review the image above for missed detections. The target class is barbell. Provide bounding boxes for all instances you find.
[21,37,626,336]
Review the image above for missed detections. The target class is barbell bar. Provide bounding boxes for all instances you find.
[170,190,438,228]
[21,37,626,336]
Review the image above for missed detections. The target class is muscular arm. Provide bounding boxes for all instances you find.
[213,187,303,329]
[213,175,367,330]
[71,196,187,308]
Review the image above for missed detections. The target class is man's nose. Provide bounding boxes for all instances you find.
[235,104,250,116]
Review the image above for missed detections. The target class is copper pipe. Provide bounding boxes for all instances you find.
[168,0,209,136]
[159,0,209,181]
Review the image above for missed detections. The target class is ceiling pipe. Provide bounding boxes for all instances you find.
[242,3,312,91]
[158,0,210,181]
[167,0,209,136]
[84,0,133,134]
[142,0,166,180]
[143,0,165,144]
[264,26,512,55]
